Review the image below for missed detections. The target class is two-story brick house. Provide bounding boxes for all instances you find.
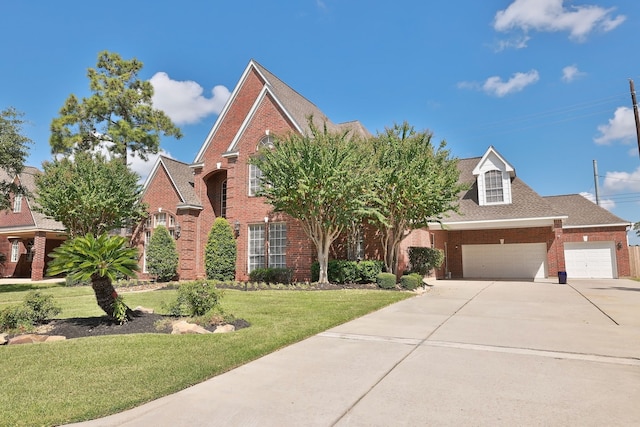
[135,59,631,282]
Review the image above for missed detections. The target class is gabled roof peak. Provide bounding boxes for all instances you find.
[472,146,515,177]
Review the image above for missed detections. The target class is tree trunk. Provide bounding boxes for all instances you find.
[316,233,332,285]
[90,274,132,321]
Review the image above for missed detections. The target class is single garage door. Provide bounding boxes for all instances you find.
[564,241,617,278]
[462,243,547,279]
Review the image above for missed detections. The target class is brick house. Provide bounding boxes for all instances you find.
[136,59,631,282]
[0,167,65,280]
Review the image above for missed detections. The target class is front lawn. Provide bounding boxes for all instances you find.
[0,282,412,427]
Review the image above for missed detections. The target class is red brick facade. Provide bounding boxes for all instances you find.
[136,61,632,282]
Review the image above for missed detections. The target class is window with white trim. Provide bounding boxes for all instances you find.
[143,230,151,273]
[248,224,266,273]
[268,223,287,268]
[484,170,504,203]
[154,212,167,228]
[13,194,22,213]
[10,240,20,262]
[248,164,263,197]
[347,226,365,261]
[221,180,227,218]
[248,222,287,273]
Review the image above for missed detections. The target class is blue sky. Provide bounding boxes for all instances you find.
[3,1,640,242]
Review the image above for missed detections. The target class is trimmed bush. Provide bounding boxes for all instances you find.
[146,225,179,282]
[400,273,423,290]
[249,267,293,284]
[376,272,397,289]
[166,280,223,317]
[311,260,384,284]
[408,247,445,275]
[205,218,237,281]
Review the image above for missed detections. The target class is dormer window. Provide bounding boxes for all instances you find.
[485,170,504,203]
[473,146,515,206]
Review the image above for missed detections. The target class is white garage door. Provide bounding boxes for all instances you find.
[462,243,547,279]
[564,241,617,279]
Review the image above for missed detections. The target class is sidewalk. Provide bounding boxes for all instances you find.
[67,279,640,426]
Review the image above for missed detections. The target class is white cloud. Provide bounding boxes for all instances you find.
[602,167,640,194]
[493,35,531,52]
[561,64,585,82]
[579,191,615,211]
[594,106,636,145]
[128,149,173,183]
[494,0,626,42]
[482,70,540,97]
[150,72,231,125]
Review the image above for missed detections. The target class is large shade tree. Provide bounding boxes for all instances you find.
[0,107,31,211]
[50,50,182,164]
[250,121,376,284]
[34,152,147,238]
[369,122,466,274]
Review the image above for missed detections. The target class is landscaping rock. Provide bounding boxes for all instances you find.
[171,320,211,335]
[134,306,154,314]
[1,333,7,345]
[8,334,66,345]
[213,324,235,334]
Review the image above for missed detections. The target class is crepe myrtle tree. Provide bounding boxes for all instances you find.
[250,119,378,284]
[50,50,182,164]
[369,122,466,274]
[34,151,147,239]
[0,107,31,211]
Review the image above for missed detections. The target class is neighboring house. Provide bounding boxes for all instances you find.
[137,60,632,282]
[0,167,66,280]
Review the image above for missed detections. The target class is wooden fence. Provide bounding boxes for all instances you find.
[628,246,640,278]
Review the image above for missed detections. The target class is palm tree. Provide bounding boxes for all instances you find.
[47,233,139,322]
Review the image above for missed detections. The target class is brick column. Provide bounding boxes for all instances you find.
[31,231,47,281]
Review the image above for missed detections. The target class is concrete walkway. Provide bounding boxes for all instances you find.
[67,279,640,426]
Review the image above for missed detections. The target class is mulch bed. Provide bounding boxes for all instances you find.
[37,311,250,340]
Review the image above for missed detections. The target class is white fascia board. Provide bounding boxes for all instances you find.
[141,157,164,194]
[141,158,185,204]
[176,204,204,211]
[193,61,256,164]
[430,215,567,230]
[472,146,516,177]
[563,222,633,229]
[225,86,303,153]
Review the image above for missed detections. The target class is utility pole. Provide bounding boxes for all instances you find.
[629,79,640,159]
[593,159,600,206]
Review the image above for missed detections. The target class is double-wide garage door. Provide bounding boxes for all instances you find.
[564,241,617,278]
[462,243,547,279]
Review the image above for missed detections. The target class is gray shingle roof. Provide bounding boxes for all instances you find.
[544,194,630,226]
[252,60,371,139]
[443,157,566,223]
[158,156,202,208]
[0,166,65,231]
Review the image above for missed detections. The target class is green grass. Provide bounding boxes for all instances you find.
[0,282,412,427]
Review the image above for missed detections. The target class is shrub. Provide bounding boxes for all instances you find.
[408,247,445,275]
[0,291,62,332]
[167,281,223,317]
[376,272,397,289]
[205,218,237,281]
[356,260,384,283]
[400,273,423,290]
[311,260,384,284]
[22,291,62,323]
[146,225,179,282]
[249,267,293,284]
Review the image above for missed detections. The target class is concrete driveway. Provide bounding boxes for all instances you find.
[68,279,640,427]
